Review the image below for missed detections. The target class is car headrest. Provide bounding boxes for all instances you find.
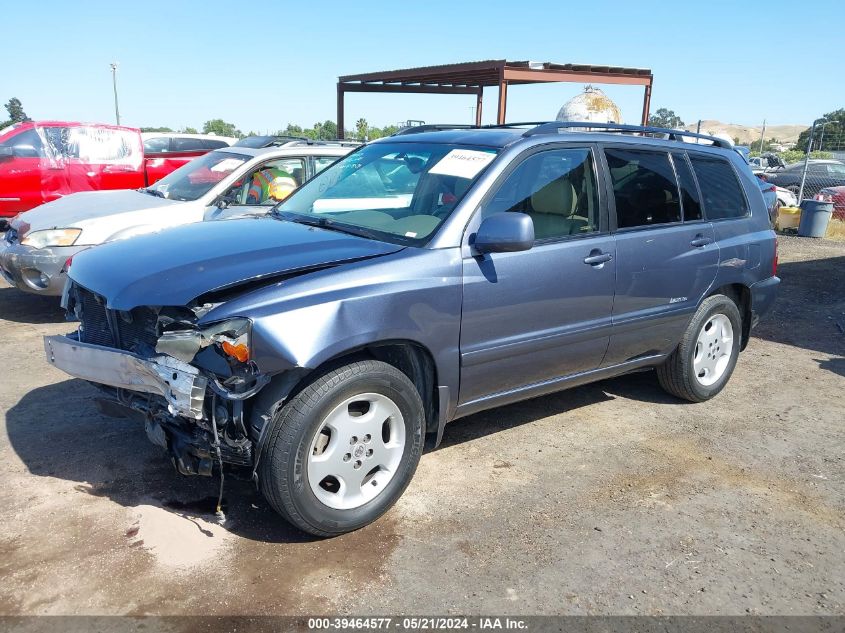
[531,178,577,216]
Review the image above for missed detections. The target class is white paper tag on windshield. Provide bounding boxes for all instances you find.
[211,158,243,172]
[429,149,495,179]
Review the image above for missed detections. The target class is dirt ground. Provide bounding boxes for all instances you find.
[0,236,843,616]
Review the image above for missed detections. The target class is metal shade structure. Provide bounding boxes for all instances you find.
[336,59,654,138]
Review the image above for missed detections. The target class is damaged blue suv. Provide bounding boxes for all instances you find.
[45,122,779,536]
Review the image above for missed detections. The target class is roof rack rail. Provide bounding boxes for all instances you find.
[270,137,362,147]
[392,124,477,136]
[520,121,733,149]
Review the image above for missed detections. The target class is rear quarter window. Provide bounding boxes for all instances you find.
[172,137,208,151]
[204,139,230,150]
[689,155,749,220]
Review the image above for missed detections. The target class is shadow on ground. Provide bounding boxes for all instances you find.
[438,370,674,449]
[5,378,316,545]
[752,256,845,357]
[0,286,66,324]
[7,371,672,542]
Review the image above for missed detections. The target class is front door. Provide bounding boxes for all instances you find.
[0,127,46,215]
[458,146,615,406]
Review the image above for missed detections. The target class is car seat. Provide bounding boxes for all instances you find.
[528,177,587,238]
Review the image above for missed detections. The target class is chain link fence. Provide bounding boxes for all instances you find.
[751,127,845,222]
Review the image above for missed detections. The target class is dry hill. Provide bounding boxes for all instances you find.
[682,120,807,144]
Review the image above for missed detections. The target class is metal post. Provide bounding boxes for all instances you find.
[640,80,652,126]
[496,77,508,125]
[798,119,824,203]
[110,62,120,126]
[818,121,830,152]
[336,84,345,140]
[475,89,483,126]
[758,119,766,153]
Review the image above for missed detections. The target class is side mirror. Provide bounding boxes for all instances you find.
[214,194,234,209]
[0,146,13,160]
[473,212,534,254]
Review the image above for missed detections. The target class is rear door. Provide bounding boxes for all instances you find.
[459,145,615,406]
[602,146,718,366]
[61,126,144,193]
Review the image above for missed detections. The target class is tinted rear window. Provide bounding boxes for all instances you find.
[689,155,748,220]
[172,137,207,151]
[605,149,681,228]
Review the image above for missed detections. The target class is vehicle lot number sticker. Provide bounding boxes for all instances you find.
[429,149,496,179]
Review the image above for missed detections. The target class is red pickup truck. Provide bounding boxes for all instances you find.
[0,122,232,217]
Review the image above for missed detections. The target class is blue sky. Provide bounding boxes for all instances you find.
[3,0,842,132]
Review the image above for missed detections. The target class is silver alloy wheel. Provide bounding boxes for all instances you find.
[693,313,734,387]
[307,392,406,510]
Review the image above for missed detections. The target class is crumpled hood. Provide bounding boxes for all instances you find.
[68,217,404,310]
[13,190,179,234]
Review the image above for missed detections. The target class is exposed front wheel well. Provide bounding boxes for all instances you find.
[709,284,751,350]
[270,341,440,437]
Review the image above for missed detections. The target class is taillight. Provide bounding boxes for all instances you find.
[764,184,776,193]
[773,238,778,277]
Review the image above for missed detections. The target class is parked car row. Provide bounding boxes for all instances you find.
[755,158,845,199]
[19,122,777,537]
[0,141,352,295]
[0,121,234,217]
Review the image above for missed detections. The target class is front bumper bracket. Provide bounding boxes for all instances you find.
[44,335,207,419]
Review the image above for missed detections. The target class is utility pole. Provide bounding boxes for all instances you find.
[758,119,766,153]
[798,118,826,203]
[110,62,121,125]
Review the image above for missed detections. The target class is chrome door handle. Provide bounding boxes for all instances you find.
[690,235,713,247]
[583,252,613,266]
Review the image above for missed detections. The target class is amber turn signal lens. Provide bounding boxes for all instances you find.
[221,341,250,363]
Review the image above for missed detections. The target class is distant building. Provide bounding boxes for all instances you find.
[556,86,622,124]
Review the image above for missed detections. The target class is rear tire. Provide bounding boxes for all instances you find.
[657,294,742,403]
[258,360,425,537]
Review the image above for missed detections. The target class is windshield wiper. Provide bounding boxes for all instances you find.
[279,212,383,241]
[139,187,166,198]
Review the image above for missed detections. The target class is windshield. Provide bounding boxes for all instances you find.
[145,150,251,201]
[274,141,499,245]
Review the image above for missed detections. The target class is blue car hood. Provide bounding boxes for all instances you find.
[68,217,404,310]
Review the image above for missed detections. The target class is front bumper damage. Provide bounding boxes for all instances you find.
[44,334,207,419]
[44,331,259,477]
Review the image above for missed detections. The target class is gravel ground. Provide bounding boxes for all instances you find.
[0,235,843,616]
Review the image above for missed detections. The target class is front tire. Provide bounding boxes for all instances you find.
[258,360,425,537]
[657,294,742,403]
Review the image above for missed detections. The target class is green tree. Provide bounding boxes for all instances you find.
[4,97,28,123]
[140,126,174,133]
[203,119,241,137]
[648,108,684,129]
[282,123,305,137]
[314,120,338,140]
[795,109,845,152]
[355,118,368,140]
[181,126,199,134]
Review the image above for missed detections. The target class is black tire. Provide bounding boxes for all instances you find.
[258,360,425,537]
[656,294,742,403]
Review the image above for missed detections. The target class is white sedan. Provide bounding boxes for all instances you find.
[0,143,352,295]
